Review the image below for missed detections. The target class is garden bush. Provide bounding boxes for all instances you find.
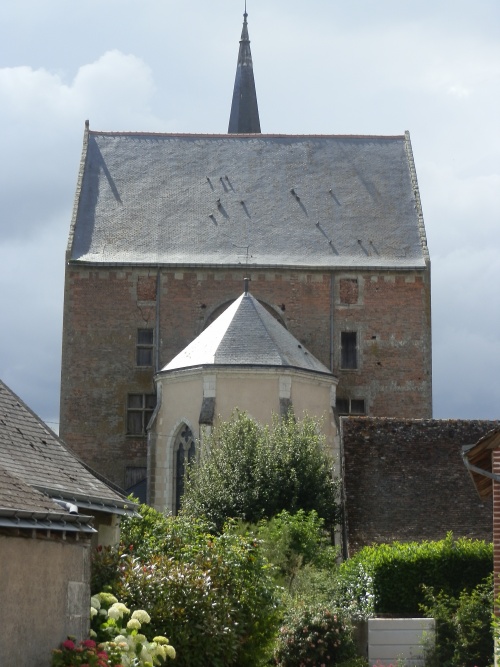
[253,509,338,589]
[98,509,280,667]
[420,574,493,667]
[274,601,357,666]
[335,533,492,617]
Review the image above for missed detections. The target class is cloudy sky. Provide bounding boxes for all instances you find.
[1,0,499,429]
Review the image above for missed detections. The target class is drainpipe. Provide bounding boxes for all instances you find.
[330,272,335,372]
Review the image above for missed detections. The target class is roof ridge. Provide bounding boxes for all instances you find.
[87,130,406,140]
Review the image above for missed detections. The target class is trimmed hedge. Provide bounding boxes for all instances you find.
[337,533,492,617]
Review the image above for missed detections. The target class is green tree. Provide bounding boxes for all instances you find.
[182,411,340,532]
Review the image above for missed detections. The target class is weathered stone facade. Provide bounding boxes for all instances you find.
[342,418,499,553]
[0,534,91,667]
[60,267,431,488]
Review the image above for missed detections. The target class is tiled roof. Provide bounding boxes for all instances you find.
[0,467,95,532]
[0,379,134,515]
[70,131,428,270]
[162,290,333,375]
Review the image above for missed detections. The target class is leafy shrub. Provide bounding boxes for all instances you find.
[91,545,122,595]
[336,533,492,616]
[182,411,340,532]
[420,574,493,667]
[274,601,357,666]
[106,510,280,667]
[254,509,338,589]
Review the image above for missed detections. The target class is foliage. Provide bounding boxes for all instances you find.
[274,601,357,667]
[253,509,338,590]
[90,591,175,666]
[181,411,340,532]
[107,510,281,667]
[337,659,368,667]
[52,639,109,667]
[420,574,493,667]
[91,545,122,595]
[336,533,492,617]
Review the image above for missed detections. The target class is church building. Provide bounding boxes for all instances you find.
[60,10,432,497]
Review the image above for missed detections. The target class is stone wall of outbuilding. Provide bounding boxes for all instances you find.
[0,532,91,667]
[342,418,499,553]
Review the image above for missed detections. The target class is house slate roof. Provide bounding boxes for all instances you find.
[69,129,429,271]
[0,467,95,533]
[0,379,137,519]
[162,290,334,376]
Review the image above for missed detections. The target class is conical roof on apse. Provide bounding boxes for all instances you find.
[162,290,333,376]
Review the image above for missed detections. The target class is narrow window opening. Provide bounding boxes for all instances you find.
[174,425,196,514]
[341,331,358,369]
[136,329,154,366]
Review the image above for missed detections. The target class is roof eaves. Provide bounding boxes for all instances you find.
[0,506,96,533]
[68,259,428,272]
[34,486,140,517]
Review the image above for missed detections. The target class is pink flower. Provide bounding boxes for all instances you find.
[82,639,97,649]
[62,639,75,650]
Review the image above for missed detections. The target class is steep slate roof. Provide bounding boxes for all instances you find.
[162,290,333,375]
[228,9,261,134]
[69,129,428,270]
[0,379,136,518]
[0,467,95,533]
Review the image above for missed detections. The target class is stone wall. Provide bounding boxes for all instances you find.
[0,532,91,667]
[342,418,498,553]
[60,266,431,488]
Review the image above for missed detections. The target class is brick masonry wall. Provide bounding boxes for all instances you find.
[60,266,431,488]
[493,449,500,607]
[342,418,499,553]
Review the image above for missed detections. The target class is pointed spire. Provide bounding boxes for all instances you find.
[228,6,261,134]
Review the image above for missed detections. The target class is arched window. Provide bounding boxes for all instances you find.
[174,424,196,514]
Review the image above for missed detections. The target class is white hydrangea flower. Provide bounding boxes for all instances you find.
[126,618,141,631]
[90,606,98,619]
[131,609,151,624]
[153,636,169,645]
[107,606,122,620]
[91,596,101,610]
[108,602,130,619]
[165,645,176,659]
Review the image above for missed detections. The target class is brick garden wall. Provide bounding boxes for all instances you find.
[342,418,498,553]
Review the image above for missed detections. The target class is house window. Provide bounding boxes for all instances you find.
[174,425,196,513]
[127,393,156,435]
[137,329,154,366]
[336,398,366,415]
[341,331,358,369]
